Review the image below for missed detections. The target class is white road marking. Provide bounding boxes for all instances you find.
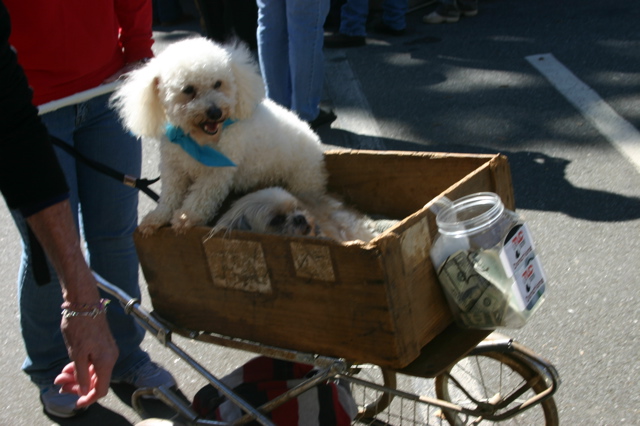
[526,53,640,174]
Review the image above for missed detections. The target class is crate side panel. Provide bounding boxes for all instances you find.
[139,229,405,366]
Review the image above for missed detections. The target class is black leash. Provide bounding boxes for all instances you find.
[29,137,160,285]
[50,136,160,202]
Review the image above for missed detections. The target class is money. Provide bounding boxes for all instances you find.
[437,251,489,312]
[459,283,509,328]
[438,249,511,328]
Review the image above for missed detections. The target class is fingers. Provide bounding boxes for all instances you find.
[54,363,80,394]
[54,362,108,408]
[90,360,112,400]
[76,387,100,408]
[73,357,91,396]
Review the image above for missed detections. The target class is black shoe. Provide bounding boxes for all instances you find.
[324,33,366,48]
[373,22,406,36]
[309,109,337,130]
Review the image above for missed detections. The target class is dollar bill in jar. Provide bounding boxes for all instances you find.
[438,249,512,328]
[437,251,490,313]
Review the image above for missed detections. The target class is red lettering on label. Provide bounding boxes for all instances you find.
[522,265,534,280]
[512,230,525,245]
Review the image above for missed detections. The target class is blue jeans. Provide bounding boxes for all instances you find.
[256,0,330,122]
[340,0,408,36]
[12,93,148,386]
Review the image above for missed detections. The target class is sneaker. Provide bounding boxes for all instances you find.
[39,384,86,418]
[309,108,337,130]
[111,360,177,389]
[423,8,461,24]
[324,32,366,48]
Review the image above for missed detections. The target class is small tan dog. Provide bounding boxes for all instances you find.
[212,187,381,243]
[111,38,327,235]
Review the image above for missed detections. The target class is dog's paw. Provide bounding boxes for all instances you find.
[138,209,172,236]
[170,210,206,234]
[137,222,162,236]
[137,219,164,236]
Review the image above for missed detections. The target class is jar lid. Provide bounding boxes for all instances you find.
[436,192,504,236]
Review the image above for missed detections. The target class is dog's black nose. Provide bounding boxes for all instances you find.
[206,106,223,120]
[292,214,312,234]
[292,214,308,227]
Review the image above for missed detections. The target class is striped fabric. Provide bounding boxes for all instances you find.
[192,356,357,425]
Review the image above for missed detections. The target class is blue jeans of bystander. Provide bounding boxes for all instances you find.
[340,0,408,36]
[12,93,149,386]
[256,0,330,122]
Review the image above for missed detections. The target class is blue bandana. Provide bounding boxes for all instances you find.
[165,122,236,167]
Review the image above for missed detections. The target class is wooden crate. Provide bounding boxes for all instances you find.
[135,150,514,369]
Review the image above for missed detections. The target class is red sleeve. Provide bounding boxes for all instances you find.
[115,0,154,63]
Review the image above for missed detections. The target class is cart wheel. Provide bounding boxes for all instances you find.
[434,351,559,425]
[347,364,397,420]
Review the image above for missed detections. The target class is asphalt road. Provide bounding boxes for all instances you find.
[0,0,638,424]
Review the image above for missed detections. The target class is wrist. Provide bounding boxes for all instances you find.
[61,298,110,319]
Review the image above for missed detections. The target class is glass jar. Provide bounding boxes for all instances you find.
[430,192,547,329]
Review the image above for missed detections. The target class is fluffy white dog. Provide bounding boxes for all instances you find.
[212,187,382,243]
[111,37,328,235]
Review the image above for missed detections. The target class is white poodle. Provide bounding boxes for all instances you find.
[111,37,328,235]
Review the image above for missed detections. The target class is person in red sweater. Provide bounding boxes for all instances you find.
[3,0,176,418]
[0,2,118,412]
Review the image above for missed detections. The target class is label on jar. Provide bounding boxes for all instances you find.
[499,223,547,311]
[500,223,534,272]
[514,254,547,310]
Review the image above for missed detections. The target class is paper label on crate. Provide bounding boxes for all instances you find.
[203,238,272,293]
[290,242,336,282]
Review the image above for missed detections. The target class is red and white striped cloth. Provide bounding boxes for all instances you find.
[192,356,357,425]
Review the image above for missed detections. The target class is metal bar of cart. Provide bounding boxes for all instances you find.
[94,272,275,426]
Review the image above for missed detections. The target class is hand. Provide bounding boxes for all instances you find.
[25,201,120,407]
[56,315,119,408]
[103,58,150,83]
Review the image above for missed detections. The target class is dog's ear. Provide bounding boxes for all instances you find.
[227,43,266,120]
[110,63,166,138]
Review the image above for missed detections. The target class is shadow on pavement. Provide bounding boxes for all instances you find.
[319,127,640,222]
[45,384,188,426]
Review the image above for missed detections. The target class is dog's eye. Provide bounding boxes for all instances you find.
[269,214,286,228]
[213,80,222,89]
[182,85,196,96]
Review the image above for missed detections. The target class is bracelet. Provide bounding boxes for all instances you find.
[61,299,110,319]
